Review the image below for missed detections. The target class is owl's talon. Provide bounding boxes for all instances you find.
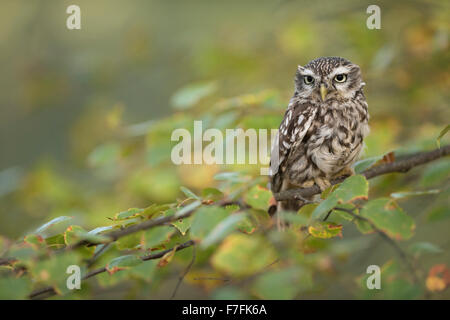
[301,180,315,188]
[314,177,331,192]
[333,166,355,179]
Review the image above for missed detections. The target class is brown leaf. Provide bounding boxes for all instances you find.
[157,245,178,267]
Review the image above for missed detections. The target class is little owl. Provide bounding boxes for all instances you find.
[270,57,370,211]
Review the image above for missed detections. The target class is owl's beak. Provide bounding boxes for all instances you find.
[320,84,328,101]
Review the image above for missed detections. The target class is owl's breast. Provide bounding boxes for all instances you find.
[306,102,369,176]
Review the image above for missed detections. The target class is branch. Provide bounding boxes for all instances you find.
[170,244,196,299]
[66,202,200,251]
[29,240,195,300]
[275,145,450,201]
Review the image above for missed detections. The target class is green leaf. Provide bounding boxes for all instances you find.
[212,287,249,300]
[142,226,174,249]
[312,175,368,220]
[171,216,193,236]
[32,252,83,293]
[116,232,142,250]
[45,234,66,249]
[180,186,200,200]
[408,242,443,256]
[24,234,46,250]
[34,216,72,234]
[436,124,449,148]
[354,155,383,173]
[420,159,450,187]
[106,255,142,274]
[87,142,121,168]
[201,213,246,248]
[65,225,110,246]
[171,81,217,110]
[0,277,31,299]
[113,208,144,220]
[190,206,230,241]
[244,185,272,211]
[390,189,440,199]
[308,222,343,239]
[252,268,308,299]
[359,198,415,240]
[141,203,171,218]
[88,226,114,235]
[355,218,374,234]
[427,206,450,222]
[211,234,277,277]
[202,188,224,201]
[175,200,202,218]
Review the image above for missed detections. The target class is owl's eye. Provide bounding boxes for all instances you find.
[334,74,347,83]
[304,75,314,84]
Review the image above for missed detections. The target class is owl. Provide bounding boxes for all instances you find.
[270,57,370,211]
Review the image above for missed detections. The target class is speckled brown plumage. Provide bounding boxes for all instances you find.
[270,57,370,211]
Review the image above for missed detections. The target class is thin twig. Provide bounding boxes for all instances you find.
[170,244,196,299]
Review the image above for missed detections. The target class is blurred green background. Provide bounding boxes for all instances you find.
[0,0,448,299]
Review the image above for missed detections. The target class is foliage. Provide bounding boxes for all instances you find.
[0,0,449,300]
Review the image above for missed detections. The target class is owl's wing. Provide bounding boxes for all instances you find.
[269,100,317,193]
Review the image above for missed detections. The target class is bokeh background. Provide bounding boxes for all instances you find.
[0,0,449,299]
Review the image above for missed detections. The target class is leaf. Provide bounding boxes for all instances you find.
[359,198,415,240]
[157,246,178,267]
[64,225,110,246]
[140,203,171,218]
[171,216,193,236]
[142,226,174,249]
[0,277,31,300]
[180,186,200,200]
[116,232,143,250]
[354,155,383,173]
[390,189,440,199]
[32,252,83,293]
[244,185,272,211]
[427,206,450,222]
[87,142,121,168]
[175,200,202,218]
[106,255,142,274]
[88,226,114,235]
[308,222,343,239]
[252,267,310,300]
[171,81,217,110]
[113,208,144,220]
[214,172,244,182]
[201,213,246,248]
[211,234,277,277]
[312,175,368,220]
[190,206,230,241]
[436,124,450,148]
[408,242,443,257]
[34,216,72,234]
[24,234,46,250]
[202,188,224,201]
[426,264,450,292]
[45,234,66,249]
[420,159,450,187]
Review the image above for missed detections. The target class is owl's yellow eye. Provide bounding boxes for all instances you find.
[334,74,347,83]
[304,75,314,84]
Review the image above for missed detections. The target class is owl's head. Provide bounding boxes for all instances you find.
[294,57,365,102]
